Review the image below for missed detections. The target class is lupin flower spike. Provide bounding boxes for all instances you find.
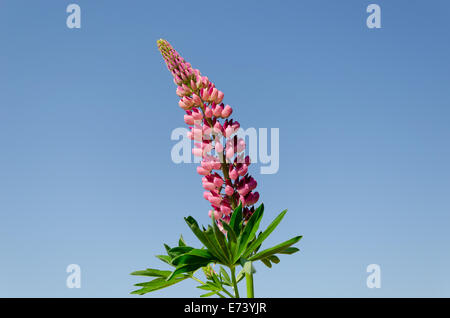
[157,39,259,224]
[131,39,302,299]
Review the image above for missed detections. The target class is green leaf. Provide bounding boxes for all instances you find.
[268,255,280,264]
[130,276,188,295]
[130,268,172,278]
[167,263,204,280]
[184,216,225,262]
[164,243,171,254]
[178,234,187,247]
[203,225,229,264]
[219,267,232,285]
[200,291,217,297]
[171,249,215,267]
[229,203,243,234]
[243,209,287,259]
[211,216,231,264]
[278,247,300,255]
[253,232,263,253]
[211,271,224,287]
[220,220,237,244]
[248,236,302,261]
[197,283,221,291]
[261,258,272,268]
[236,204,264,260]
[155,254,172,265]
[220,221,238,260]
[168,246,194,259]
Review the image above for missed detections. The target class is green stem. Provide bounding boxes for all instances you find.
[230,266,240,298]
[221,287,235,298]
[245,272,254,298]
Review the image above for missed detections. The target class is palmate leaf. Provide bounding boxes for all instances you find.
[132,204,302,296]
[155,254,172,266]
[131,276,188,295]
[242,209,288,259]
[171,249,216,267]
[168,246,194,259]
[259,249,295,268]
[167,263,205,280]
[197,272,231,297]
[211,216,232,264]
[203,225,229,264]
[185,216,227,264]
[248,236,302,261]
[235,204,264,261]
[278,247,300,255]
[131,236,200,295]
[130,268,172,278]
[220,221,238,261]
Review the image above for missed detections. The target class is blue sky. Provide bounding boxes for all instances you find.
[1,0,449,297]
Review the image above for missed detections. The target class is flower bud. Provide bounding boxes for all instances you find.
[225,185,234,196]
[216,91,224,104]
[204,107,213,118]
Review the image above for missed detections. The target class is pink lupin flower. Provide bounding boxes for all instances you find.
[208,191,222,206]
[191,108,203,120]
[190,79,197,91]
[197,166,210,176]
[213,121,223,135]
[237,139,246,153]
[203,191,212,201]
[224,126,234,138]
[220,203,231,216]
[209,88,218,103]
[237,164,248,176]
[221,105,233,118]
[202,181,216,191]
[213,176,224,188]
[225,184,234,196]
[200,88,210,101]
[237,183,250,196]
[192,94,202,107]
[204,106,213,118]
[208,209,223,220]
[200,159,213,171]
[213,104,223,117]
[157,39,260,225]
[184,112,195,125]
[216,91,224,104]
[225,145,234,159]
[229,168,238,180]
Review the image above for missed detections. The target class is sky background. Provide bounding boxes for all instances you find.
[1,0,449,297]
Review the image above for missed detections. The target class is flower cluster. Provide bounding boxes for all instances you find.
[157,39,260,229]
